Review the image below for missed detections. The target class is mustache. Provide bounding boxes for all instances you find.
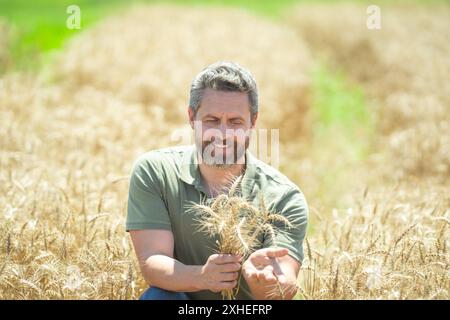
[201,136,250,152]
[198,135,250,166]
[203,137,235,145]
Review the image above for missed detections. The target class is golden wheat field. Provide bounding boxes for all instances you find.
[0,3,449,299]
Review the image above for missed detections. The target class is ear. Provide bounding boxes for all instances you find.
[251,113,258,128]
[188,107,195,129]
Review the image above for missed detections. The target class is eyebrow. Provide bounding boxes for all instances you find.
[201,114,245,121]
[202,114,219,119]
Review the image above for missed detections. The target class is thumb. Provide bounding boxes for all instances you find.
[265,247,289,258]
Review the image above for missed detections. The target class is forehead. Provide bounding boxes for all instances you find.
[197,88,250,116]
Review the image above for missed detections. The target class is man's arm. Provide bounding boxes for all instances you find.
[130,229,242,293]
[130,229,201,292]
[244,186,308,300]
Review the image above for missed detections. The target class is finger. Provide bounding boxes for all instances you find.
[262,267,277,283]
[220,272,239,281]
[249,255,272,266]
[248,248,288,264]
[263,264,274,273]
[243,267,259,282]
[249,272,259,283]
[254,267,276,285]
[211,254,242,265]
[218,263,242,273]
[265,247,289,259]
[256,270,263,282]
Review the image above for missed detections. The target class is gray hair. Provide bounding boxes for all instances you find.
[189,61,258,116]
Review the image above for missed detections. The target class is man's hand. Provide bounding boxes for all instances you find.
[198,254,243,293]
[242,247,298,299]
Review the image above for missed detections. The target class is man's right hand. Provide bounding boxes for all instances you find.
[197,254,243,293]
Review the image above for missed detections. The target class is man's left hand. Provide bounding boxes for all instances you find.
[242,247,295,299]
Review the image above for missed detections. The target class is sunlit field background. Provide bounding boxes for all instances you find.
[0,0,448,299]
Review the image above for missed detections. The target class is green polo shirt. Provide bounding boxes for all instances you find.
[126,144,308,300]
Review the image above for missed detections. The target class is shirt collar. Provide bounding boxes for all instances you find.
[180,144,257,197]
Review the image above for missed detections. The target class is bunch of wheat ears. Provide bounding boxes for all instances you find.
[187,176,295,299]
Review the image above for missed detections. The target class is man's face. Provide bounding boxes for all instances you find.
[189,88,257,168]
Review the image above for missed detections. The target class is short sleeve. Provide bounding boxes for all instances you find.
[126,153,172,231]
[263,187,309,264]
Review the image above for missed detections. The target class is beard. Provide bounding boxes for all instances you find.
[198,135,250,169]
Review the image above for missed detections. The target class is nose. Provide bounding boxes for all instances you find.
[218,122,234,143]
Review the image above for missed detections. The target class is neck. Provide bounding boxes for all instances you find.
[198,156,246,197]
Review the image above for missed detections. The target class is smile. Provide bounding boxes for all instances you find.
[212,142,232,149]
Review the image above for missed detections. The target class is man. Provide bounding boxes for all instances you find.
[126,61,308,300]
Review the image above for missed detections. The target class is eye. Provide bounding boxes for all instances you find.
[230,119,243,125]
